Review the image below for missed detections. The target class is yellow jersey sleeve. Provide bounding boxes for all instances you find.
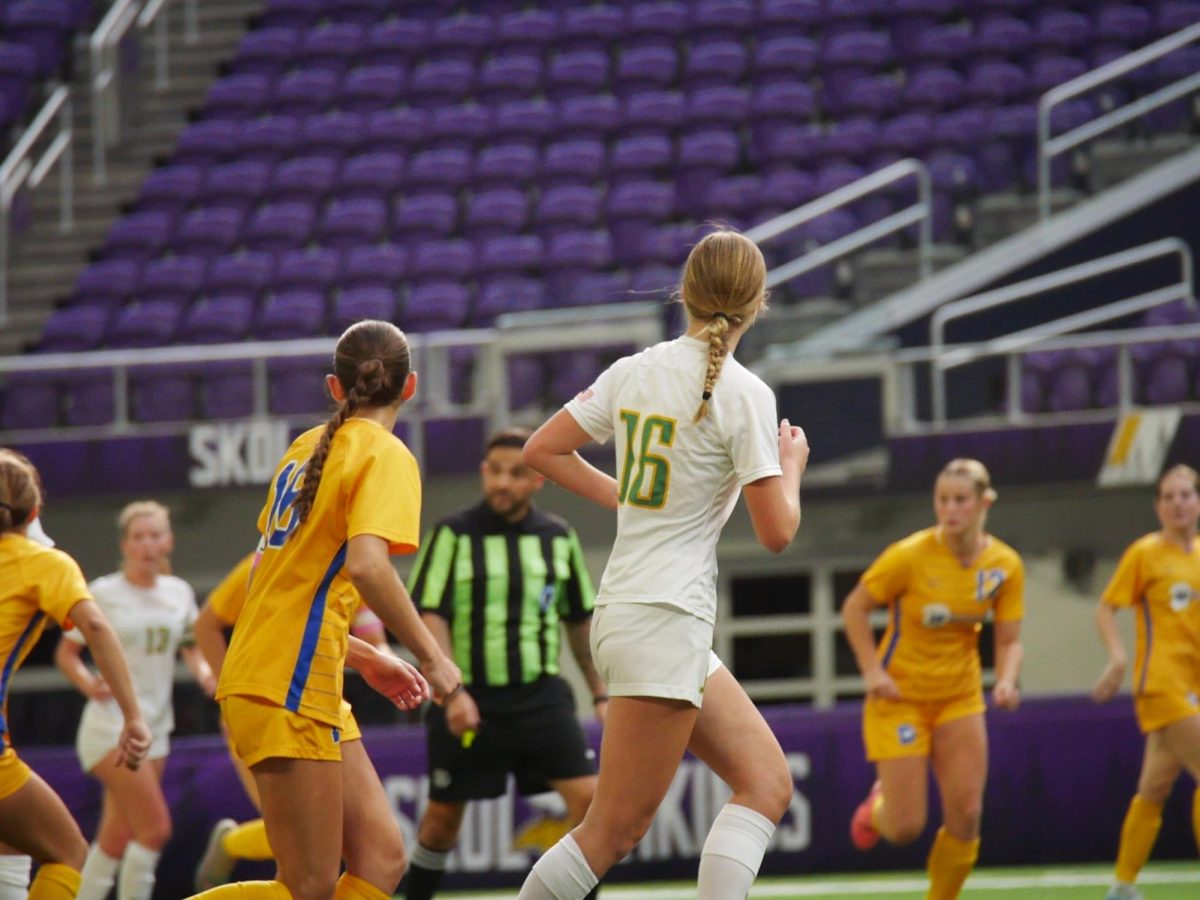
[1102,541,1144,608]
[860,540,914,606]
[208,552,255,625]
[993,552,1026,623]
[31,548,91,627]
[344,437,421,555]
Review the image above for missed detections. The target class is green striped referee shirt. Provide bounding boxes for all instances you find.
[409,501,596,688]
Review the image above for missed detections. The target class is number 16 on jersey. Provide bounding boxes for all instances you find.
[618,410,676,509]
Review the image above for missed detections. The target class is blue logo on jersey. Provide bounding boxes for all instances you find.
[539,585,556,613]
[331,727,340,744]
[264,461,306,548]
[976,569,1005,602]
[898,724,916,746]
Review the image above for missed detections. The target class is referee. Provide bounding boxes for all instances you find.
[404,427,606,900]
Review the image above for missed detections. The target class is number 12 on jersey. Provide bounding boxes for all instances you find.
[618,410,676,509]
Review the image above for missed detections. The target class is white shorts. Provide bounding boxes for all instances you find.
[591,602,723,708]
[76,718,169,773]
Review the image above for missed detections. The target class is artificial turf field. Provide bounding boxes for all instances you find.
[428,862,1200,898]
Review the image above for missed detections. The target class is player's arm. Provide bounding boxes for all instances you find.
[193,600,231,679]
[346,634,429,711]
[180,644,217,698]
[991,619,1022,711]
[841,583,900,700]
[54,632,111,701]
[742,420,808,554]
[564,618,608,722]
[1092,602,1127,703]
[420,612,481,737]
[523,410,618,511]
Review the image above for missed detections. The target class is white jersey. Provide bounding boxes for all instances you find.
[565,335,782,623]
[66,572,197,743]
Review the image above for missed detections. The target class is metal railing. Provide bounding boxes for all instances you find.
[745,158,933,289]
[930,238,1194,422]
[1038,20,1200,219]
[91,0,200,184]
[0,88,74,325]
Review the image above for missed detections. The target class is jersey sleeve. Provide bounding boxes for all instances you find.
[859,541,914,606]
[563,358,624,444]
[33,550,92,629]
[1101,541,1144,608]
[408,524,458,620]
[724,381,783,486]
[345,439,422,555]
[558,528,596,622]
[208,552,255,625]
[993,554,1026,623]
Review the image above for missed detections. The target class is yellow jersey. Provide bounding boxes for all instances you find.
[217,418,421,726]
[860,527,1025,702]
[1102,533,1200,697]
[0,533,91,745]
[208,551,255,626]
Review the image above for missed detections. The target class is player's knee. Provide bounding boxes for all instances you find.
[137,818,172,851]
[288,870,339,900]
[945,801,983,841]
[1138,782,1173,806]
[886,811,926,846]
[379,829,409,886]
[758,761,794,823]
[417,807,462,850]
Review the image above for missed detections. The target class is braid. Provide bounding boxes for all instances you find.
[693,314,734,423]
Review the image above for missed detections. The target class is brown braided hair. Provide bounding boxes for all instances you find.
[291,320,412,531]
[0,448,42,534]
[678,230,768,423]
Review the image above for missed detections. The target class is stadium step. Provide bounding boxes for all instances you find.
[853,245,970,307]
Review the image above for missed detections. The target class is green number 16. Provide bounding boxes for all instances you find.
[618,410,677,509]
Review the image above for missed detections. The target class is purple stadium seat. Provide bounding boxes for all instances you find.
[542,139,606,186]
[363,107,428,151]
[6,0,73,76]
[544,230,614,300]
[270,156,339,204]
[60,368,115,427]
[427,105,492,151]
[607,179,676,265]
[362,19,427,66]
[836,75,903,119]
[685,40,748,88]
[547,50,610,100]
[170,207,244,258]
[615,44,677,95]
[320,197,387,249]
[128,365,195,423]
[342,65,405,113]
[195,361,254,419]
[409,147,472,190]
[206,253,274,298]
[429,14,493,61]
[630,263,679,297]
[684,85,751,129]
[409,239,473,283]
[535,185,603,230]
[274,247,343,295]
[339,151,405,199]
[274,69,340,117]
[934,107,991,150]
[973,16,1033,60]
[135,256,207,304]
[136,165,204,215]
[478,235,542,277]
[0,42,35,122]
[622,91,686,137]
[493,99,556,142]
[233,27,300,77]
[242,202,313,253]
[334,285,397,330]
[909,23,973,65]
[758,0,822,37]
[267,356,329,415]
[751,122,825,168]
[72,260,140,308]
[478,54,543,104]
[104,211,174,262]
[749,81,819,135]
[1030,57,1087,96]
[474,277,545,325]
[558,94,621,138]
[175,120,240,166]
[1,373,61,430]
[1095,5,1151,50]
[238,116,301,163]
[298,23,364,73]
[261,0,320,29]
[704,176,761,227]
[181,294,254,344]
[692,0,755,38]
[1038,351,1091,411]
[904,68,965,113]
[204,161,272,210]
[878,113,934,158]
[677,132,740,215]
[464,188,529,236]
[628,1,688,45]
[205,74,272,121]
[823,31,891,74]
[395,193,458,238]
[327,0,390,27]
[547,351,603,402]
[1142,354,1191,405]
[824,117,880,162]
[344,245,406,288]
[966,61,1028,105]
[1144,300,1194,327]
[980,104,1036,191]
[40,306,109,352]
[505,356,545,410]
[495,9,559,53]
[405,283,470,332]
[610,135,672,179]
[1034,10,1092,53]
[560,6,625,52]
[107,300,184,348]
[754,36,819,83]
[473,143,536,187]
[257,290,326,338]
[409,59,474,108]
[1158,1,1200,36]
[756,168,815,221]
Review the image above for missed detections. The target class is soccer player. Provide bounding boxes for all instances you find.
[404,427,606,900]
[55,501,214,900]
[1093,464,1200,900]
[842,458,1025,900]
[515,230,809,900]
[188,320,461,900]
[0,447,151,899]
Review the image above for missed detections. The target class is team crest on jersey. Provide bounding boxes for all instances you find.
[1169,582,1197,613]
[975,569,1005,602]
[575,388,594,402]
[898,724,916,745]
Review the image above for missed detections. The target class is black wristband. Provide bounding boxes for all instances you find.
[593,694,609,705]
[444,683,464,704]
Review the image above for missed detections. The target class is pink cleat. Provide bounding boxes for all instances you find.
[850,781,883,850]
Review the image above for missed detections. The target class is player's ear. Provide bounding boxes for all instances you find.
[326,374,345,402]
[401,371,418,403]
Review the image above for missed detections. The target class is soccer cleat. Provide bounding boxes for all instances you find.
[194,818,238,892]
[1105,883,1143,900]
[512,815,573,854]
[850,780,883,851]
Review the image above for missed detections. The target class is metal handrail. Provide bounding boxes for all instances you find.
[91,0,200,184]
[1038,21,1200,219]
[930,238,1193,422]
[745,158,933,289]
[0,88,73,325]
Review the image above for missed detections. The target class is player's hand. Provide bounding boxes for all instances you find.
[361,652,430,710]
[446,689,482,738]
[116,717,152,771]
[1091,658,1126,704]
[865,668,901,701]
[992,679,1020,712]
[424,654,464,705]
[593,698,609,726]
[87,676,112,702]
[198,671,218,699]
[778,420,810,475]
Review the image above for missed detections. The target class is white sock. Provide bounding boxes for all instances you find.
[518,834,598,900]
[77,844,120,900]
[697,804,776,900]
[117,841,160,900]
[410,842,450,871]
[0,854,30,899]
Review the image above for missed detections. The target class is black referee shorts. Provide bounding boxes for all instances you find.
[424,675,596,803]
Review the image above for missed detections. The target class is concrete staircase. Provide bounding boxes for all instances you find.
[0,0,263,356]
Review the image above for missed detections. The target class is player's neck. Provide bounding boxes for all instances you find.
[122,566,156,588]
[352,404,399,432]
[1160,526,1197,552]
[685,320,744,355]
[938,526,987,566]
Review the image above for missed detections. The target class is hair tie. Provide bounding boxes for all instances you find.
[701,390,712,401]
[712,312,729,321]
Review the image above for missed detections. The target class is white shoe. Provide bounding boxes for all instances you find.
[194,818,238,892]
[1105,882,1143,900]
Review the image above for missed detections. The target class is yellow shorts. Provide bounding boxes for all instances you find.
[0,748,32,801]
[221,695,348,768]
[221,699,361,765]
[1135,691,1200,734]
[863,692,985,761]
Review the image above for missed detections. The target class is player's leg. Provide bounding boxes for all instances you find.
[196,732,274,892]
[406,801,464,900]
[518,696,699,899]
[852,696,932,849]
[686,666,792,900]
[1112,730,1182,894]
[77,787,129,900]
[86,752,171,900]
[927,712,987,900]
[0,765,86,899]
[338,739,406,900]
[251,757,343,900]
